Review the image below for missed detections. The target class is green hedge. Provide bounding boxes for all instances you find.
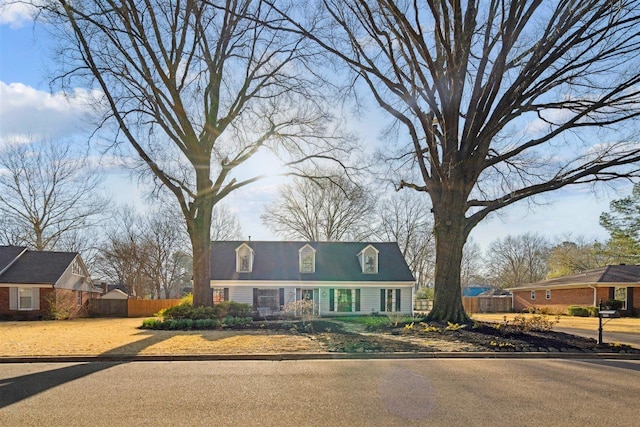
[141,316,253,330]
[566,305,599,317]
[158,301,254,321]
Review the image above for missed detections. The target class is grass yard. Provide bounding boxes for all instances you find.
[0,317,323,357]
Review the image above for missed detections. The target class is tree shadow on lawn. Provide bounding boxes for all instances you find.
[0,330,184,408]
[0,324,324,408]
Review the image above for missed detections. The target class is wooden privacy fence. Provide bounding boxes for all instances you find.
[414,299,433,312]
[462,296,512,313]
[89,299,182,317]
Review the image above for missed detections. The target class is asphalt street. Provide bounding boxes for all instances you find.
[1,358,639,426]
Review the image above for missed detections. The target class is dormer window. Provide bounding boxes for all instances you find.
[358,245,379,274]
[299,244,316,273]
[235,243,254,273]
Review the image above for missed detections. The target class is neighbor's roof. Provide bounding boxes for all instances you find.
[210,241,415,283]
[507,265,640,291]
[0,245,78,285]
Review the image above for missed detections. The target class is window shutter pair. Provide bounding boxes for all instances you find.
[252,288,284,309]
[8,287,40,310]
[380,289,401,312]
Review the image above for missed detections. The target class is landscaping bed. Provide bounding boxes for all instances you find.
[1,316,638,358]
[231,317,640,354]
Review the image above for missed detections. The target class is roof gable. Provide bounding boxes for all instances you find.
[210,241,415,283]
[0,248,79,285]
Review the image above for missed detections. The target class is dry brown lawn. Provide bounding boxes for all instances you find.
[0,318,325,357]
[472,313,640,333]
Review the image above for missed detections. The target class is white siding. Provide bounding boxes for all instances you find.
[219,283,414,316]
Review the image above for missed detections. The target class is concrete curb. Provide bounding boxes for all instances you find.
[2,351,639,363]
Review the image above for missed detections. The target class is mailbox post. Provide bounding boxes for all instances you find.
[597,299,620,345]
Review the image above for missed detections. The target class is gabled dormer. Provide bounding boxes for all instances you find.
[235,243,254,273]
[358,244,379,274]
[299,244,316,273]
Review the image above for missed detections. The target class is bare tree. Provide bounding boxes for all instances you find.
[270,0,640,321]
[0,140,108,251]
[41,0,351,306]
[486,233,550,288]
[261,170,375,241]
[460,238,484,287]
[96,208,152,297]
[211,204,244,241]
[546,236,609,278]
[142,215,192,299]
[375,192,434,288]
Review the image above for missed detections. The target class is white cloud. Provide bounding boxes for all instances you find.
[523,108,574,135]
[0,81,103,146]
[0,1,39,29]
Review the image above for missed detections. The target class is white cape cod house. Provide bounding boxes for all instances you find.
[209,241,416,317]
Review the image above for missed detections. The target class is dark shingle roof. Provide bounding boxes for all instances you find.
[210,241,415,282]
[0,246,27,273]
[508,264,640,290]
[0,246,78,285]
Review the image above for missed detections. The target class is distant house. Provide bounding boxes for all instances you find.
[101,288,129,300]
[209,241,416,317]
[462,284,494,297]
[0,246,99,320]
[507,264,640,314]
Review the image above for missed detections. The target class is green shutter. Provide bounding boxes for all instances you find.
[223,288,229,301]
[253,288,258,308]
[329,289,334,312]
[395,289,401,312]
[380,289,386,312]
[355,289,361,312]
[279,288,285,308]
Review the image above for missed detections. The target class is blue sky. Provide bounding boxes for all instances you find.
[0,4,632,250]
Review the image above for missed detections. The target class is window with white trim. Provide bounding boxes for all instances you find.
[19,287,33,310]
[299,245,315,273]
[614,287,627,310]
[530,290,536,300]
[72,260,83,275]
[360,245,378,274]
[545,289,551,300]
[236,244,254,273]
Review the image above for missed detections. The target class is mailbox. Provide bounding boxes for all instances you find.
[599,310,620,318]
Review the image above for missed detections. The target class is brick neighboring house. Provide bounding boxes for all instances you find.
[0,246,100,320]
[507,264,640,314]
[210,241,416,317]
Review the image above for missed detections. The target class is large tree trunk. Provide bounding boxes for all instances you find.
[427,195,470,323]
[189,176,214,306]
[191,210,212,306]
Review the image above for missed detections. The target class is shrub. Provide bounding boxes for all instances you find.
[508,314,558,332]
[159,301,253,321]
[45,291,84,320]
[141,318,162,329]
[283,300,315,323]
[415,287,434,300]
[604,299,624,310]
[566,305,590,317]
[218,301,254,318]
